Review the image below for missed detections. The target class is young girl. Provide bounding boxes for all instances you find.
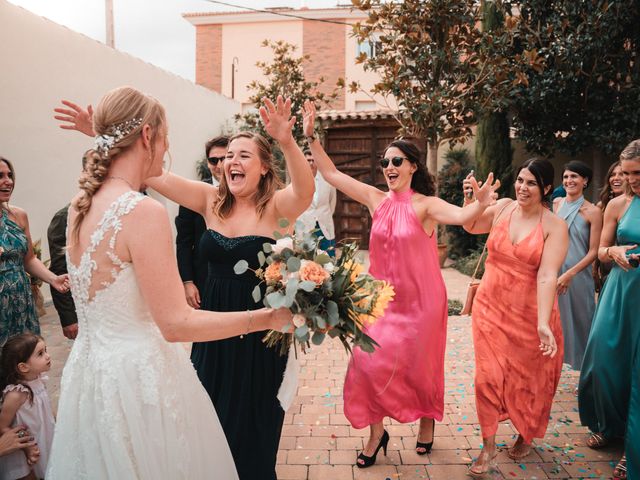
[0,333,55,480]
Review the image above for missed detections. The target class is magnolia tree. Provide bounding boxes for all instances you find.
[509,0,640,159]
[350,0,525,178]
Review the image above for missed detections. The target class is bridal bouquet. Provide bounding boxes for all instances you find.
[234,220,395,354]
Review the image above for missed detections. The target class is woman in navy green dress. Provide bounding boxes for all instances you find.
[578,140,640,480]
[0,157,70,347]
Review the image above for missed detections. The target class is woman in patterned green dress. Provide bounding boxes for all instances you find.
[0,157,70,347]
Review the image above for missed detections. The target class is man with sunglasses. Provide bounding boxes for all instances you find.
[175,135,228,308]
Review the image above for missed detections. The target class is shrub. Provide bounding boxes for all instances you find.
[453,244,487,278]
[437,148,480,259]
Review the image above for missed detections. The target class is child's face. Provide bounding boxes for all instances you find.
[23,340,51,376]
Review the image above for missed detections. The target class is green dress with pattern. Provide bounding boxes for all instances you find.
[0,209,39,347]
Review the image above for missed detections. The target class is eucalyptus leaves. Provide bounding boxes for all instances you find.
[234,219,395,354]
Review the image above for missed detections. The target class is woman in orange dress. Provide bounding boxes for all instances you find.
[462,158,569,476]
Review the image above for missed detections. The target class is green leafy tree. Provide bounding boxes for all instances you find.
[475,0,513,197]
[350,0,523,178]
[509,0,640,159]
[236,40,337,147]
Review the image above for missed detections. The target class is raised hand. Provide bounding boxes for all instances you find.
[537,324,557,357]
[54,100,95,137]
[259,96,295,145]
[471,173,500,207]
[302,100,317,138]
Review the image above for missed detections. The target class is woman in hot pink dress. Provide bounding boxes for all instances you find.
[302,101,498,467]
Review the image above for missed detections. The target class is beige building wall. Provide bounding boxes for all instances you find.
[0,0,240,299]
[220,21,303,107]
[187,9,389,113]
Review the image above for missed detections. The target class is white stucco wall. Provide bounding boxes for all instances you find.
[0,0,240,286]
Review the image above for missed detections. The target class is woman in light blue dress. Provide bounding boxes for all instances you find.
[553,161,602,370]
[579,140,640,480]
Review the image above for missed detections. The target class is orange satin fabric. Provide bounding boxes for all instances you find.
[472,206,563,443]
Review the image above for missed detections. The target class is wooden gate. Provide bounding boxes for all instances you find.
[322,117,407,249]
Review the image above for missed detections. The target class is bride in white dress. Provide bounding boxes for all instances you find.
[46,86,291,479]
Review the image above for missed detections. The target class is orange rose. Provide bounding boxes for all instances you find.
[264,261,284,285]
[299,260,330,286]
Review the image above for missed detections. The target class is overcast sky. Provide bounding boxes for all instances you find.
[8,0,344,81]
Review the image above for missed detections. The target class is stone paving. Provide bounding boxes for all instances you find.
[40,267,623,480]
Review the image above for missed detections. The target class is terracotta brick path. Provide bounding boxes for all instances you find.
[41,267,623,479]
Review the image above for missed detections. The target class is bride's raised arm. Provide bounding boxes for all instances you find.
[125,198,291,342]
[54,99,215,217]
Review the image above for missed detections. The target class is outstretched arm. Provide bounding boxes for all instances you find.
[53,99,215,216]
[422,173,500,226]
[264,96,314,221]
[126,199,292,342]
[302,100,383,213]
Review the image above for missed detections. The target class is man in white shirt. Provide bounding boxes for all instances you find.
[296,148,337,256]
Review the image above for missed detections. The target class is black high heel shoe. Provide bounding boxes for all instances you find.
[416,419,434,455]
[356,430,389,468]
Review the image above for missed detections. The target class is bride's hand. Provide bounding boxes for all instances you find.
[259,96,296,145]
[302,100,316,138]
[268,307,294,332]
[54,100,95,137]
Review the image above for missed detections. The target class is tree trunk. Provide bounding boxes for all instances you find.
[476,112,513,197]
[476,0,513,197]
[428,141,439,184]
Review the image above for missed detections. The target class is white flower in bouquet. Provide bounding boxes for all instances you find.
[272,237,294,255]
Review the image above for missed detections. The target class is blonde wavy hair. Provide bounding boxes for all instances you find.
[71,86,166,243]
[213,132,284,219]
[620,139,640,196]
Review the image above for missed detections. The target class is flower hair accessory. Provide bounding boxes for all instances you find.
[94,117,143,156]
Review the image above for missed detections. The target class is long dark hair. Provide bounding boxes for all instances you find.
[516,157,555,204]
[0,156,15,212]
[599,161,623,209]
[0,333,42,403]
[385,140,435,196]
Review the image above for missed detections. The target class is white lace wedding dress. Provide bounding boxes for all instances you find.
[47,191,238,479]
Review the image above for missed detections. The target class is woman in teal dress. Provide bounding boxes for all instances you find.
[578,140,640,480]
[0,157,70,347]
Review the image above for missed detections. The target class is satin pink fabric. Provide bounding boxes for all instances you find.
[472,205,563,443]
[343,189,447,429]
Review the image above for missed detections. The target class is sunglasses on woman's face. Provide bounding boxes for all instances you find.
[380,156,406,169]
[207,156,225,166]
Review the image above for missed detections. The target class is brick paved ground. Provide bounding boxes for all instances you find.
[40,267,623,480]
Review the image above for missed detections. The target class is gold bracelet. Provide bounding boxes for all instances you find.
[240,310,254,339]
[605,247,612,259]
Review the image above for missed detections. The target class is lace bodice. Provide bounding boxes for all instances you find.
[65,191,162,347]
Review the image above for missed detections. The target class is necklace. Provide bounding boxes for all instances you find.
[106,176,136,191]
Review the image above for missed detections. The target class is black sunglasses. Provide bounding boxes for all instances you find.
[207,156,225,165]
[380,156,406,169]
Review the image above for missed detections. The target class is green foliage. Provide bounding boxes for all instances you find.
[351,0,524,174]
[508,0,640,156]
[437,149,480,258]
[448,299,463,316]
[453,245,487,278]
[235,40,337,146]
[196,158,211,182]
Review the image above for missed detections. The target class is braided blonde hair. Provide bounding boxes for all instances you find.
[71,86,165,243]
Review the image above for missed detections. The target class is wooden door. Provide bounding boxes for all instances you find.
[323,119,402,249]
